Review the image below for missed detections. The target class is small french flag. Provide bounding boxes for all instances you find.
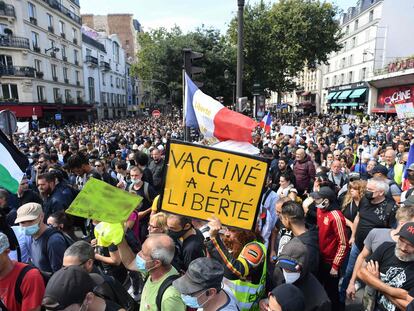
[402,144,414,191]
[259,112,272,133]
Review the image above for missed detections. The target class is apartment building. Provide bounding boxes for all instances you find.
[0,0,91,123]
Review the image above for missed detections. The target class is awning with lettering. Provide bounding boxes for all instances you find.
[349,88,367,98]
[337,90,353,99]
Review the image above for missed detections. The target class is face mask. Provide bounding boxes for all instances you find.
[135,254,153,272]
[181,291,208,308]
[168,228,188,240]
[283,270,301,284]
[23,222,40,236]
[316,199,327,209]
[365,191,374,201]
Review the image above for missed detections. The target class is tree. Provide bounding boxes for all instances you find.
[132,26,236,109]
[228,0,342,101]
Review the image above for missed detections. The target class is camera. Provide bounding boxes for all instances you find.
[358,147,364,154]
[200,224,211,239]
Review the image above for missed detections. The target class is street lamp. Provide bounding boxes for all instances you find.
[236,0,245,101]
[45,46,60,54]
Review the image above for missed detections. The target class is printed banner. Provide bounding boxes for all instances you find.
[395,102,414,119]
[66,178,142,223]
[280,125,295,136]
[160,140,268,230]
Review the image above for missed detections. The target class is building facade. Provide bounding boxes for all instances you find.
[322,0,414,114]
[0,0,92,123]
[81,26,127,120]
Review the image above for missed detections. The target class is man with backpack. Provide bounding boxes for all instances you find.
[0,232,45,311]
[15,202,71,273]
[117,233,186,311]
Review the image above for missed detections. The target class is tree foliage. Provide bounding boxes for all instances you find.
[132,26,236,107]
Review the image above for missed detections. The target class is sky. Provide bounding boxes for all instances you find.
[80,0,357,33]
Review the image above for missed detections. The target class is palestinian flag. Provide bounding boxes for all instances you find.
[0,130,28,193]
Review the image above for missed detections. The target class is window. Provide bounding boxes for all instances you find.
[361,67,367,80]
[349,54,354,66]
[348,71,353,83]
[0,55,13,67]
[369,10,374,22]
[53,88,60,101]
[351,37,356,48]
[34,59,41,72]
[345,25,349,35]
[31,32,39,48]
[1,84,18,100]
[341,57,346,68]
[110,75,113,86]
[47,14,53,28]
[28,2,36,19]
[76,91,82,100]
[86,49,92,57]
[63,67,68,80]
[74,49,78,63]
[59,21,65,34]
[333,75,337,85]
[49,39,55,48]
[51,64,57,78]
[112,42,119,63]
[75,70,79,83]
[88,77,95,103]
[340,73,345,85]
[37,86,45,101]
[354,19,358,30]
[61,45,66,58]
[116,77,120,88]
[65,89,71,102]
[102,72,106,85]
[72,28,77,40]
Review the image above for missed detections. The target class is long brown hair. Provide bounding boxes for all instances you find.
[221,229,263,258]
[342,180,366,211]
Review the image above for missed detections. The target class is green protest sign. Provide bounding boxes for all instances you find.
[66,178,142,223]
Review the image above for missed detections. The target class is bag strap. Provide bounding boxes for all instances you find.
[156,274,180,311]
[14,265,35,304]
[143,182,152,203]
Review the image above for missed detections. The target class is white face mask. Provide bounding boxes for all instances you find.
[316,199,327,209]
[283,270,301,284]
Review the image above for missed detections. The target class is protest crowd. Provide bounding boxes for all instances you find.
[2,112,414,311]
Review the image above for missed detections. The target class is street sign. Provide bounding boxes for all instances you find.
[55,113,62,120]
[152,110,161,118]
[0,110,17,136]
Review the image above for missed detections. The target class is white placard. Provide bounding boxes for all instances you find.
[280,125,295,136]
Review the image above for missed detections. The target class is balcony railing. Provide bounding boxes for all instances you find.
[0,66,36,77]
[85,55,98,66]
[100,61,110,71]
[0,36,30,49]
[42,0,81,24]
[0,2,15,18]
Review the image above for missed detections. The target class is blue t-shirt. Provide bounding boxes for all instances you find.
[30,228,67,273]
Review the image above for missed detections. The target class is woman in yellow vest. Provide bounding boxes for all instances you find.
[204,217,267,311]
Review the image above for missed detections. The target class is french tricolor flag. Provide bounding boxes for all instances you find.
[185,73,257,143]
[402,144,414,191]
[259,112,272,133]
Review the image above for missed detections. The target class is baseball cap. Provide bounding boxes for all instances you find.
[172,257,224,295]
[310,186,336,202]
[407,163,414,171]
[0,232,10,254]
[371,164,389,176]
[15,202,42,224]
[239,242,265,267]
[349,172,361,182]
[396,222,414,246]
[42,266,95,309]
[403,195,414,207]
[276,238,308,272]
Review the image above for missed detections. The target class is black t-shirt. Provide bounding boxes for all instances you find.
[355,197,397,251]
[96,244,127,283]
[131,183,157,223]
[182,229,205,270]
[368,242,414,311]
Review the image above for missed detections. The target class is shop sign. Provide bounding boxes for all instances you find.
[387,57,414,73]
[377,85,414,109]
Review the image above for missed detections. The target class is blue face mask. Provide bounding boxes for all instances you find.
[181,294,201,308]
[135,254,153,272]
[23,223,40,236]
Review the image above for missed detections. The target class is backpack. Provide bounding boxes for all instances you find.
[128,181,152,203]
[14,265,48,306]
[93,275,139,311]
[156,274,180,311]
[406,188,414,200]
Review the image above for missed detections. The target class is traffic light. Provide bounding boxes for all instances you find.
[183,48,205,88]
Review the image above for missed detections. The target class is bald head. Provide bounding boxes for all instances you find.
[144,234,175,266]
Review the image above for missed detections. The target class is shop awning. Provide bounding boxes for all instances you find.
[349,88,367,98]
[0,105,43,117]
[326,92,337,100]
[331,103,358,107]
[333,92,342,99]
[337,90,353,99]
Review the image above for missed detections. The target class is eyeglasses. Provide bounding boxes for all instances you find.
[148,224,161,230]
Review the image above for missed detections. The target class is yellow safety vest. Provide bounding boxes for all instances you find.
[224,242,267,311]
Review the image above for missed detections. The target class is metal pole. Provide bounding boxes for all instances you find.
[236,0,244,101]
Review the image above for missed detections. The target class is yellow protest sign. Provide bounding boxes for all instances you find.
[66,178,142,223]
[161,141,269,230]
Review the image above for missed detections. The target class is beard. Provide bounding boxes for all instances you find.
[395,247,414,262]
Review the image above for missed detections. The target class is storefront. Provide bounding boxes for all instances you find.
[372,85,414,113]
[326,82,368,113]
